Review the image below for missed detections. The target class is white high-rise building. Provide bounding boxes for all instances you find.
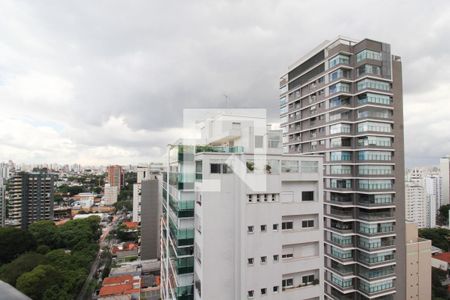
[425,174,441,228]
[440,156,450,206]
[103,184,118,206]
[405,181,427,228]
[132,166,150,222]
[161,113,324,300]
[0,181,5,227]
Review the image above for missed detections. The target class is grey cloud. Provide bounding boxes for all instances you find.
[0,0,450,165]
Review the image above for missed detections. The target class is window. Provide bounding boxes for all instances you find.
[302,220,315,228]
[357,64,381,77]
[330,123,351,134]
[247,195,253,203]
[358,93,392,105]
[261,256,267,263]
[282,221,293,230]
[261,288,266,295]
[273,224,279,231]
[302,191,314,201]
[329,54,350,68]
[210,163,232,174]
[358,151,392,161]
[357,79,390,91]
[261,225,267,232]
[255,136,264,148]
[248,226,254,233]
[248,290,254,298]
[248,258,254,265]
[210,163,221,174]
[301,161,318,173]
[330,151,352,161]
[273,286,279,293]
[356,49,382,62]
[273,255,279,262]
[357,122,391,133]
[282,278,294,288]
[282,253,294,259]
[281,160,299,173]
[302,275,315,285]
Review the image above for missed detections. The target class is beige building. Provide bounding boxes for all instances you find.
[405,222,431,300]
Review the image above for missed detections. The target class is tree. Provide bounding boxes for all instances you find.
[438,204,450,226]
[0,252,47,286]
[28,221,61,249]
[16,265,62,300]
[419,228,450,251]
[0,228,36,265]
[432,268,449,299]
[114,200,132,211]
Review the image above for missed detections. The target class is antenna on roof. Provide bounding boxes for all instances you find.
[223,94,229,108]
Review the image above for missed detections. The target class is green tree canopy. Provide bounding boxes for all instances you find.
[28,221,61,249]
[0,252,47,286]
[0,228,36,265]
[419,227,450,251]
[16,265,62,300]
[438,204,450,226]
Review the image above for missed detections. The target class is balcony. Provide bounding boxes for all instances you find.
[357,210,395,221]
[328,208,354,221]
[357,237,395,251]
[195,145,244,154]
[358,224,395,237]
[357,252,395,267]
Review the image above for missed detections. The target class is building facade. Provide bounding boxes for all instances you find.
[141,177,160,260]
[280,37,406,299]
[107,165,124,189]
[103,184,119,206]
[405,222,431,300]
[0,181,5,227]
[8,172,56,230]
[405,181,426,228]
[161,114,324,300]
[425,174,441,227]
[440,156,450,206]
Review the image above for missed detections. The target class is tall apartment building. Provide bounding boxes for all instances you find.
[8,172,56,230]
[133,166,150,223]
[425,174,441,227]
[280,37,406,299]
[161,113,324,300]
[0,181,5,227]
[107,165,124,189]
[140,176,160,260]
[405,181,426,228]
[440,155,450,206]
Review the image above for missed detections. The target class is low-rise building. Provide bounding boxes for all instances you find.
[98,275,140,299]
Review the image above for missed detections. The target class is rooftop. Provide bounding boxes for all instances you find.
[433,252,450,263]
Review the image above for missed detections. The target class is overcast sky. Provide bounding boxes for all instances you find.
[0,0,449,167]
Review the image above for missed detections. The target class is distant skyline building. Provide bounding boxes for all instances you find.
[280,37,406,299]
[405,180,427,228]
[425,174,441,228]
[161,113,324,300]
[103,184,119,206]
[440,155,450,206]
[107,165,125,189]
[140,176,160,260]
[0,181,5,227]
[8,171,56,230]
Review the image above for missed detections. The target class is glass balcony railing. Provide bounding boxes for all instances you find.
[195,145,244,153]
[175,284,194,300]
